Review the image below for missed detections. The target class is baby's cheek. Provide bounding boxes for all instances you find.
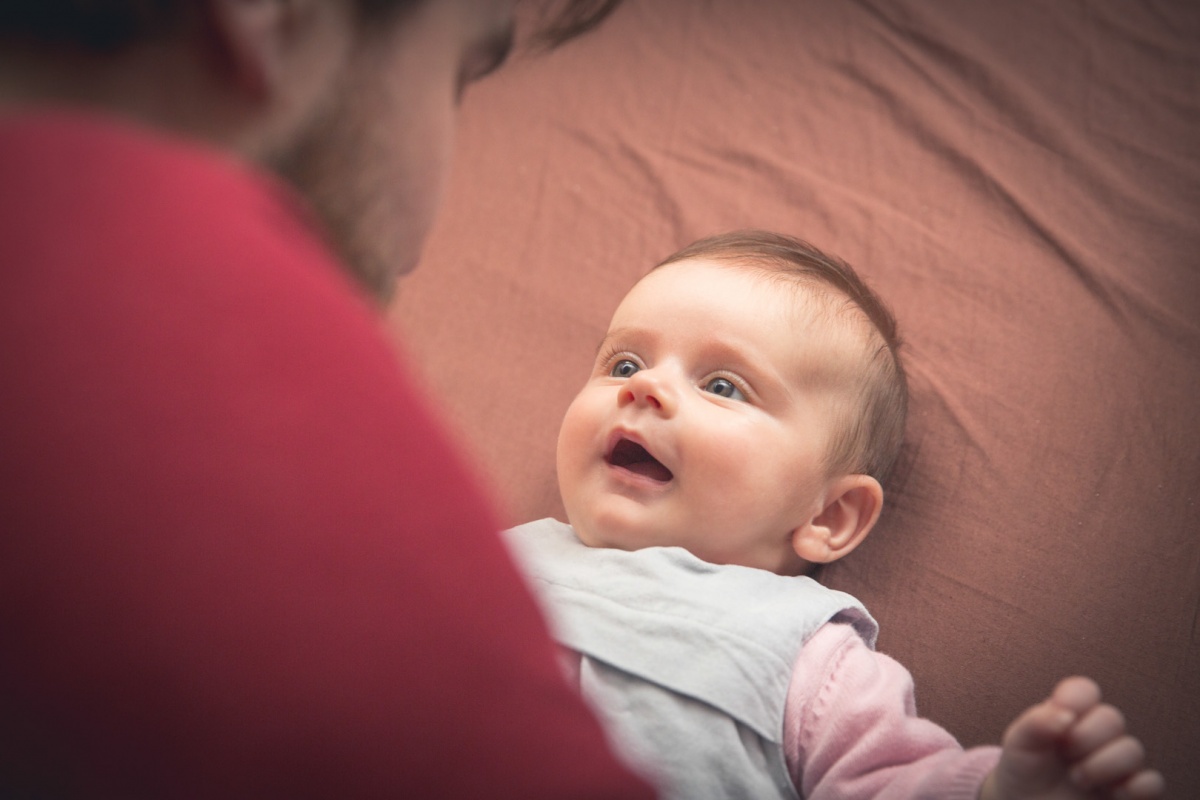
[555,404,593,477]
[696,431,764,483]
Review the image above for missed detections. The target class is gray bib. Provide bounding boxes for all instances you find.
[503,518,877,800]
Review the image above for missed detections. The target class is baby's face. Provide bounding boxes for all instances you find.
[556,258,866,574]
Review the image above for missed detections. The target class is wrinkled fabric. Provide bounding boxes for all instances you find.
[391,1,1200,793]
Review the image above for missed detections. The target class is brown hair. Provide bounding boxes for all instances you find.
[0,0,623,52]
[656,230,908,484]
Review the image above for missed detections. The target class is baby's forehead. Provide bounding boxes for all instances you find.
[618,260,873,380]
[643,257,873,338]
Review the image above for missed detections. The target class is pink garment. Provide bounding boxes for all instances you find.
[785,623,1001,799]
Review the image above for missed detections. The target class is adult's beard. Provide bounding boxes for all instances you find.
[266,56,429,308]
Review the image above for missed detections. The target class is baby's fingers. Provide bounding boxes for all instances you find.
[1001,675,1100,755]
[1002,698,1075,754]
[1055,684,1164,797]
[1069,735,1157,795]
[1049,675,1102,716]
[1061,702,1126,761]
[1113,768,1167,800]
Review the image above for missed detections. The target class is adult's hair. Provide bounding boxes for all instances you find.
[0,0,623,52]
[656,230,909,485]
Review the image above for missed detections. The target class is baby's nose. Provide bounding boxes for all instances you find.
[618,370,675,415]
[619,387,662,409]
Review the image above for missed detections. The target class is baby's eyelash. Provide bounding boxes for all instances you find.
[595,342,620,366]
[704,371,755,401]
[595,343,638,372]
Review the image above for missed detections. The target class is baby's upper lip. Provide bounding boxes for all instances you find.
[604,427,652,460]
[603,428,675,482]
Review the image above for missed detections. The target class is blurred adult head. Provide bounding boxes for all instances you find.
[0,0,620,302]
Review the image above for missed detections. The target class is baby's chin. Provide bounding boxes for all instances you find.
[570,521,622,550]
[567,513,656,552]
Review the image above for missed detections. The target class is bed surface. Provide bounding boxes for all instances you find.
[388,1,1200,793]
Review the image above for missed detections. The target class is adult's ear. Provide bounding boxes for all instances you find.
[204,0,294,98]
[791,474,883,565]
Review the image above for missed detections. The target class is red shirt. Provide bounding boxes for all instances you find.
[0,111,654,799]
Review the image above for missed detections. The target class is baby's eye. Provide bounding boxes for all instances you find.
[703,377,747,401]
[610,359,641,378]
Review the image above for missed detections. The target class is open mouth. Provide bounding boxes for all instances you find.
[605,437,674,483]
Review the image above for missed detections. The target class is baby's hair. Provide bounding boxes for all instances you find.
[655,230,908,484]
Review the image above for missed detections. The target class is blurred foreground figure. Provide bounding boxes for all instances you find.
[0,1,654,796]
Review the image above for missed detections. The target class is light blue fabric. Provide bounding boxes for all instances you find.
[503,518,878,800]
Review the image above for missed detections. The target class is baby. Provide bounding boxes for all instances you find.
[503,230,1163,800]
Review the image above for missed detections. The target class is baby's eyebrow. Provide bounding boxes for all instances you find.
[593,326,641,358]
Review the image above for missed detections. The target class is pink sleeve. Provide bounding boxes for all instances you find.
[783,622,1001,799]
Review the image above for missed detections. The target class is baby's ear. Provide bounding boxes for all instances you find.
[791,474,883,565]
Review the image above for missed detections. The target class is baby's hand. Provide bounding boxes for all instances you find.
[980,677,1164,800]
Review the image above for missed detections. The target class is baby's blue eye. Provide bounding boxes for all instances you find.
[704,377,746,401]
[611,359,640,378]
